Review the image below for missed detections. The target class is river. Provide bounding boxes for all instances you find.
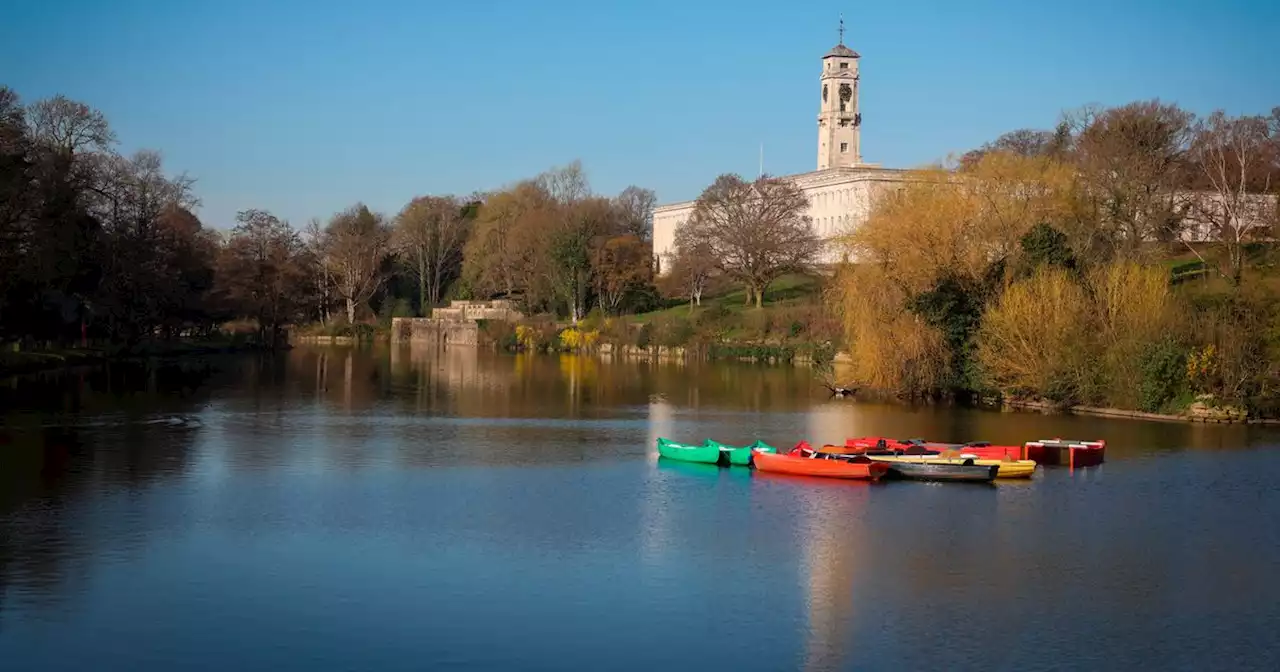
[1,345,1278,671]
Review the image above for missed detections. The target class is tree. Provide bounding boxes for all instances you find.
[613,185,657,240]
[1183,111,1280,285]
[592,234,651,314]
[26,95,115,157]
[324,204,391,323]
[1068,100,1196,258]
[303,217,334,325]
[682,174,821,308]
[218,210,310,346]
[462,181,557,309]
[549,197,614,322]
[665,226,719,308]
[393,195,470,313]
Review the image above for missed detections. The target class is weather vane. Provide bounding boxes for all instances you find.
[838,13,845,44]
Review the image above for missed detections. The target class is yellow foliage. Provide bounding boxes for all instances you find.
[516,324,539,350]
[976,268,1093,400]
[558,327,601,352]
[845,152,1081,296]
[832,266,948,393]
[1087,261,1174,405]
[1187,344,1217,393]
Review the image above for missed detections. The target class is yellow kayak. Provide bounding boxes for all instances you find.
[867,455,1037,479]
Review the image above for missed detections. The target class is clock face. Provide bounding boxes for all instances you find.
[822,84,828,102]
[839,83,852,102]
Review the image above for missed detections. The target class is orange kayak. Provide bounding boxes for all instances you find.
[753,450,890,480]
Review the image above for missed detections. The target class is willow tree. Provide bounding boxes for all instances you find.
[682,174,820,308]
[834,151,1080,393]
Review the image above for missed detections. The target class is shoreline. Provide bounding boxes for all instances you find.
[0,341,281,378]
[1000,398,1280,426]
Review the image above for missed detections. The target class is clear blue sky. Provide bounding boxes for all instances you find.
[2,0,1277,229]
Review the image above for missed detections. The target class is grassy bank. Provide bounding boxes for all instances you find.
[477,273,841,364]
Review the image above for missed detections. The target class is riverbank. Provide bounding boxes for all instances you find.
[1000,397,1280,426]
[0,340,280,378]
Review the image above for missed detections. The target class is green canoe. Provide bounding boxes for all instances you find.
[656,437,722,464]
[706,439,779,466]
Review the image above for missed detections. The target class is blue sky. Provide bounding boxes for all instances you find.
[2,0,1277,229]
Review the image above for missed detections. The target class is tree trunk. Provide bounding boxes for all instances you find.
[418,254,428,316]
[346,297,356,324]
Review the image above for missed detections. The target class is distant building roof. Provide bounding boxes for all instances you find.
[824,44,859,59]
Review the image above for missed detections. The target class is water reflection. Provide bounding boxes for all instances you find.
[1,346,1279,670]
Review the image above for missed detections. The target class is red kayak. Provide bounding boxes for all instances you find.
[1022,438,1106,467]
[753,444,890,480]
[845,436,1022,460]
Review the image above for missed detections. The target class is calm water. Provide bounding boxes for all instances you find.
[2,345,1278,671]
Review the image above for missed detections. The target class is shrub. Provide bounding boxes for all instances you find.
[558,327,601,352]
[1138,339,1189,413]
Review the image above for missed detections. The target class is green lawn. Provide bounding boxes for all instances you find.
[630,273,824,324]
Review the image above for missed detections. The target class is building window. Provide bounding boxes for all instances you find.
[840,142,848,153]
[839,62,848,70]
[839,102,846,112]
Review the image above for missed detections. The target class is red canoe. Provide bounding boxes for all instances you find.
[1022,438,1106,467]
[753,447,890,480]
[845,436,1022,460]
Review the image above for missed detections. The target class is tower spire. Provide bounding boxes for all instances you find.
[838,13,845,45]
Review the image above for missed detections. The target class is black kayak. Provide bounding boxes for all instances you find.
[881,461,999,483]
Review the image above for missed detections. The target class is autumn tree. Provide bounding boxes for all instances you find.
[217,210,311,346]
[664,226,719,309]
[462,181,557,308]
[393,194,471,313]
[592,234,651,314]
[682,174,821,308]
[1183,110,1280,285]
[323,203,391,323]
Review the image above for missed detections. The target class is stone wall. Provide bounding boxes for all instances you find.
[391,318,478,345]
[430,300,522,322]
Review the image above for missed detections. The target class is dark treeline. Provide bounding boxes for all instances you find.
[0,87,660,350]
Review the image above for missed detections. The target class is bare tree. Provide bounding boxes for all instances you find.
[324,203,390,323]
[683,174,822,308]
[1069,100,1196,258]
[303,217,333,325]
[1184,111,1280,285]
[613,185,657,240]
[665,231,718,309]
[26,94,116,156]
[393,195,469,313]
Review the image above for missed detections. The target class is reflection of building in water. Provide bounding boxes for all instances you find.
[798,485,867,672]
[639,398,677,564]
[389,344,514,414]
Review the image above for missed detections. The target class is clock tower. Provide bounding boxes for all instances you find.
[817,18,862,170]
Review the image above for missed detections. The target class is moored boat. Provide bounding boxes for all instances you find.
[656,437,722,464]
[753,449,890,480]
[880,460,1000,483]
[865,454,1037,479]
[845,436,1022,461]
[705,439,778,466]
[1022,438,1106,468]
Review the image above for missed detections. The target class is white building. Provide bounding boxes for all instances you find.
[652,32,912,271]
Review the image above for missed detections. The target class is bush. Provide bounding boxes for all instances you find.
[1138,339,1189,413]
